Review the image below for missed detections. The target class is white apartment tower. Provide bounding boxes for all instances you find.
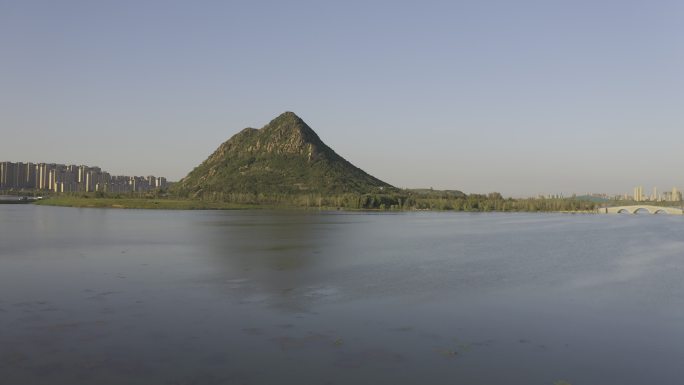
[633,186,643,202]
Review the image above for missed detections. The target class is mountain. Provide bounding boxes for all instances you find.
[175,112,393,197]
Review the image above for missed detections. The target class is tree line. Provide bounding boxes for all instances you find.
[20,188,600,212]
[181,189,598,212]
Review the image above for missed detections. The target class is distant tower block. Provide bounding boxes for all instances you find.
[633,186,643,202]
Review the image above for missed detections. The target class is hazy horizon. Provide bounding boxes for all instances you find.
[2,1,683,197]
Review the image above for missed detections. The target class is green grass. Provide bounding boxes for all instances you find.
[34,196,259,210]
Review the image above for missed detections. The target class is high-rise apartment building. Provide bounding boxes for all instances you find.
[633,186,643,202]
[0,161,14,189]
[0,161,167,193]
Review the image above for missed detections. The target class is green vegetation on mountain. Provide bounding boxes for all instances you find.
[174,112,393,199]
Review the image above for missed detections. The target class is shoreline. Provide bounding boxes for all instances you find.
[34,197,260,210]
[33,198,680,215]
[31,196,602,213]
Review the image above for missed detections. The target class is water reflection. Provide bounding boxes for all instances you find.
[195,211,355,311]
[201,211,325,271]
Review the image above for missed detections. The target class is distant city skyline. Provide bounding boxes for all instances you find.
[2,1,683,196]
[540,185,683,202]
[0,161,166,193]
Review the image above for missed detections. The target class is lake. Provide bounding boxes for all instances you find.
[1,205,683,384]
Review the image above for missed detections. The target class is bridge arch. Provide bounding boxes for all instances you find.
[603,205,683,215]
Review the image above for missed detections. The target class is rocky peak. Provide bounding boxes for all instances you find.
[261,111,322,147]
[233,111,325,157]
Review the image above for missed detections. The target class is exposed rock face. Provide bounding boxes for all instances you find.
[175,112,392,197]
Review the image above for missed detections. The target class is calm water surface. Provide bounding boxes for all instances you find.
[1,205,684,384]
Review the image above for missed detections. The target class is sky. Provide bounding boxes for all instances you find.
[1,0,683,197]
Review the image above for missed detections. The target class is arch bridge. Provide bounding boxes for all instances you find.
[598,205,684,215]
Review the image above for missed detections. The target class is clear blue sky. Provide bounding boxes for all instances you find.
[1,0,682,196]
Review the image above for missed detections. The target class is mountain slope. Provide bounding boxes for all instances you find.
[175,112,393,197]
